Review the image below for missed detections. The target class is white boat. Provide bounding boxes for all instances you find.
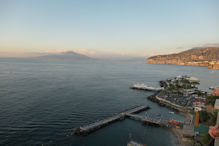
[131,83,164,91]
[169,111,175,114]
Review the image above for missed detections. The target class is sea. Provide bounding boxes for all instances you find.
[0,58,219,146]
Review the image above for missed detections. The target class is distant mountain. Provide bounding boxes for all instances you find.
[147,47,219,69]
[38,51,93,60]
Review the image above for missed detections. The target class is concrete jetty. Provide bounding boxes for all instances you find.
[72,105,150,135]
[126,113,168,127]
[131,83,164,91]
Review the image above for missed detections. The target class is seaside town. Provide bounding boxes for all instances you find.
[72,75,219,146]
[132,75,219,146]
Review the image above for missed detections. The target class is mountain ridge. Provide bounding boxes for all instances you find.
[37,51,94,60]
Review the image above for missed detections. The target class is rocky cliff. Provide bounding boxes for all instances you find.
[147,47,219,69]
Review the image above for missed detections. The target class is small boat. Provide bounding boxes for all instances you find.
[169,111,174,114]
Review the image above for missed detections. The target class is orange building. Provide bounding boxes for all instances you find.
[194,112,199,126]
[212,88,219,96]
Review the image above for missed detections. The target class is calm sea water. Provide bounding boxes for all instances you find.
[0,58,219,146]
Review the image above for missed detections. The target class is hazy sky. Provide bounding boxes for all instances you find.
[0,0,219,58]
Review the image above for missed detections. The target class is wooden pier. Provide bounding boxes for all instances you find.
[72,105,150,135]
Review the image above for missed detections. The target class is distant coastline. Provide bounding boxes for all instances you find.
[147,47,219,69]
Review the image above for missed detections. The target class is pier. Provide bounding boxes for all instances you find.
[131,83,164,91]
[126,113,168,127]
[72,105,150,135]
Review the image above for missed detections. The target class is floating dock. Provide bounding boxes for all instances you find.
[72,105,150,135]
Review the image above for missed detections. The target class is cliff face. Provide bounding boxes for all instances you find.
[147,47,219,69]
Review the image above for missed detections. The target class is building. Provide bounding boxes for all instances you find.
[212,88,219,96]
[193,97,206,111]
[194,124,209,136]
[186,77,200,83]
[182,125,195,137]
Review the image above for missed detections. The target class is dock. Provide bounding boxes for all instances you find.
[126,113,168,127]
[131,83,164,91]
[72,105,150,135]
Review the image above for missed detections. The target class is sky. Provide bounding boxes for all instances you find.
[0,0,219,58]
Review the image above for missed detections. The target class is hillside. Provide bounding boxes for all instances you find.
[147,47,219,69]
[38,51,93,60]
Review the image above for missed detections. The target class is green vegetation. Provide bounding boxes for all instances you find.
[209,112,217,126]
[168,85,176,90]
[205,95,219,106]
[194,90,203,96]
[181,79,190,84]
[199,111,210,123]
[201,134,211,145]
[199,110,217,126]
[167,78,195,90]
[168,84,193,90]
[182,84,192,89]
[199,100,218,145]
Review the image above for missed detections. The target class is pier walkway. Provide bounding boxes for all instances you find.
[73,105,149,135]
[126,113,168,127]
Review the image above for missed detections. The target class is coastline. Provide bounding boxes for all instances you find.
[171,128,193,146]
[147,62,219,70]
[171,111,194,146]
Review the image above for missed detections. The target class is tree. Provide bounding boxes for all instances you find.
[205,95,219,106]
[199,111,210,123]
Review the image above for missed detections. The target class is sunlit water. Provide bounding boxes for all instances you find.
[0,58,219,146]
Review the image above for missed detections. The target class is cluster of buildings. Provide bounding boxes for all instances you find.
[193,97,206,112]
[208,61,219,69]
[157,76,219,113]
[188,88,219,112]
[158,76,208,110]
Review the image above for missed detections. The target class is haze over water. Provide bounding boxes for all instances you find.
[0,58,219,146]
